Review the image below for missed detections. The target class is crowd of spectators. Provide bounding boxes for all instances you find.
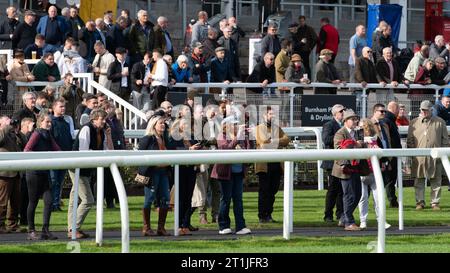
[1,3,450,240]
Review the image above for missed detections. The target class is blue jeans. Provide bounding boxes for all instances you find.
[143,168,170,209]
[340,173,362,226]
[218,173,246,231]
[49,169,66,209]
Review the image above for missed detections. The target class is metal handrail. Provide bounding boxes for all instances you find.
[8,79,447,123]
[2,147,449,253]
[90,80,147,121]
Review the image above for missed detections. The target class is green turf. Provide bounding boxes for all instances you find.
[2,234,450,253]
[1,187,450,253]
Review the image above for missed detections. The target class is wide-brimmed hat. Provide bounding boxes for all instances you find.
[343,109,358,121]
[291,54,302,62]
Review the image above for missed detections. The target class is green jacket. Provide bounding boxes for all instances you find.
[129,21,155,56]
[32,60,61,82]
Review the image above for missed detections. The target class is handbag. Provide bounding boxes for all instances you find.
[134,174,151,186]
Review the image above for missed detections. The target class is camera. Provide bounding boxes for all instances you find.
[10,118,20,128]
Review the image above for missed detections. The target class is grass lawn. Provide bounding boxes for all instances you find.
[1,187,450,253]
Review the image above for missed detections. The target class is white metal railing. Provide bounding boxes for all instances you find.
[123,126,326,189]
[2,147,449,253]
[0,49,14,71]
[6,76,448,129]
[89,80,147,130]
[279,0,366,28]
[172,82,446,122]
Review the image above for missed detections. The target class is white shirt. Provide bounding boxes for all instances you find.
[151,58,168,87]
[120,60,128,87]
[78,125,111,151]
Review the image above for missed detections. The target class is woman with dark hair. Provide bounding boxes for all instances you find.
[168,117,202,235]
[24,111,61,240]
[413,58,434,95]
[211,120,251,235]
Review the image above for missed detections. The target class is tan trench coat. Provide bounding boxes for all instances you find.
[255,123,290,173]
[407,115,449,179]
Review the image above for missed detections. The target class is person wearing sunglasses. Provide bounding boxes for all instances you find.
[322,104,346,224]
[355,47,385,88]
[332,109,365,231]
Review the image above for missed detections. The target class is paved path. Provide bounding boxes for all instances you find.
[1,226,449,244]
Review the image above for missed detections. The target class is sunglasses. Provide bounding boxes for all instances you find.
[377,110,386,113]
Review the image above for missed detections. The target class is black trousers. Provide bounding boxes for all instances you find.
[340,173,362,226]
[384,159,398,203]
[26,171,52,231]
[119,87,131,103]
[179,166,197,228]
[19,174,28,226]
[104,168,118,207]
[257,163,282,220]
[151,85,168,110]
[0,79,8,104]
[324,174,344,220]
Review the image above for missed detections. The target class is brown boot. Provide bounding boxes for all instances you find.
[157,208,171,236]
[142,208,155,236]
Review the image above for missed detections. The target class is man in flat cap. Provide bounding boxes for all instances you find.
[322,104,345,223]
[210,47,238,91]
[315,48,345,94]
[407,100,449,210]
[332,109,363,231]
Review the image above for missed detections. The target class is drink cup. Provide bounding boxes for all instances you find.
[31,51,37,59]
[303,74,308,80]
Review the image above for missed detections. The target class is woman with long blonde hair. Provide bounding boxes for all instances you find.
[357,118,391,230]
[138,114,171,236]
